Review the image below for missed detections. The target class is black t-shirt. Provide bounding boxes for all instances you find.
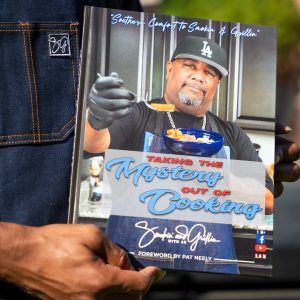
[110,98,261,161]
[109,98,273,192]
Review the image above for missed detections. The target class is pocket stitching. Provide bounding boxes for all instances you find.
[0,29,78,32]
[21,25,36,142]
[72,23,80,95]
[27,27,41,142]
[0,23,79,145]
[0,23,80,27]
[0,125,74,145]
[0,116,75,138]
[70,25,77,107]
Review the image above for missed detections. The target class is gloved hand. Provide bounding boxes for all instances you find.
[88,72,135,130]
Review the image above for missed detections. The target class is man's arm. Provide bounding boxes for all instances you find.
[84,123,111,153]
[0,222,164,299]
[84,72,135,154]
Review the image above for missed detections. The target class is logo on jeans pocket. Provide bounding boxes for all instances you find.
[48,33,71,57]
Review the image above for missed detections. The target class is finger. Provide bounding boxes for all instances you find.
[265,188,274,214]
[275,138,300,163]
[274,162,300,182]
[94,77,124,90]
[275,122,292,135]
[85,227,135,271]
[89,105,133,123]
[117,252,135,271]
[274,181,284,198]
[89,95,134,111]
[106,266,164,295]
[105,245,135,271]
[108,107,133,120]
[98,88,135,101]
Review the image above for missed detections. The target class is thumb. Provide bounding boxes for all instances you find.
[110,266,165,295]
[140,267,166,283]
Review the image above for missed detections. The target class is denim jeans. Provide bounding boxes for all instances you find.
[0,0,141,22]
[0,0,141,225]
[0,21,80,226]
[0,1,141,298]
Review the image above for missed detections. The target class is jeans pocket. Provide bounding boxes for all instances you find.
[0,22,80,146]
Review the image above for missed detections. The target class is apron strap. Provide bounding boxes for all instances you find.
[154,112,164,136]
[207,113,231,159]
[207,113,219,132]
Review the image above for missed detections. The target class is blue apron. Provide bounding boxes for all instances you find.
[142,112,239,274]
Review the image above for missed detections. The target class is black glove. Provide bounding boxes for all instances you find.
[88,72,135,130]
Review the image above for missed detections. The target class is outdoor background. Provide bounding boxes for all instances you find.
[139,0,300,299]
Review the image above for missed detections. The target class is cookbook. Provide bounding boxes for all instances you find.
[69,6,276,276]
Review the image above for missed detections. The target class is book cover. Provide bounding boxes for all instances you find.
[69,6,276,277]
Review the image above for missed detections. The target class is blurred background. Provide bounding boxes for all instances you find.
[138,0,300,299]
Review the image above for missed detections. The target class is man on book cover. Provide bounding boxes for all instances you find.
[82,35,274,274]
[84,35,274,213]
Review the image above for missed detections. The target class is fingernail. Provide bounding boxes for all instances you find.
[285,125,292,132]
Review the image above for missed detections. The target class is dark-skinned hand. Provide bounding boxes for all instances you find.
[274,122,300,197]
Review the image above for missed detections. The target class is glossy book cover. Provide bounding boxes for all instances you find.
[69,6,276,277]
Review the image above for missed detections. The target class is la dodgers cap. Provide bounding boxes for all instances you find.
[171,36,228,77]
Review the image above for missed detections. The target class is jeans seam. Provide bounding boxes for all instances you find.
[69,24,77,106]
[72,22,80,78]
[0,125,74,145]
[27,28,41,142]
[0,23,79,27]
[0,116,75,138]
[0,29,78,32]
[21,25,36,142]
[0,21,80,30]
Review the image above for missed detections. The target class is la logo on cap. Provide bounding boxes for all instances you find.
[201,41,212,58]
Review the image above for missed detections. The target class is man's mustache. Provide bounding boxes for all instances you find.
[184,83,207,96]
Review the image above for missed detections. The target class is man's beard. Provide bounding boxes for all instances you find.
[178,91,203,107]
